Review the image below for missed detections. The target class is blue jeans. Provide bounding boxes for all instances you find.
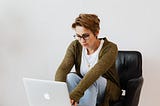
[66,73,107,106]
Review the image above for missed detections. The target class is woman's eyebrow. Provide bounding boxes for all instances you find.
[76,33,89,36]
[76,33,81,36]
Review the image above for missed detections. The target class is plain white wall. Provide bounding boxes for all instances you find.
[0,0,160,106]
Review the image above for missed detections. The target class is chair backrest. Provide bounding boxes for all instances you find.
[116,51,142,90]
[111,51,143,106]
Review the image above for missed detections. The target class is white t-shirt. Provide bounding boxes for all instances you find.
[80,40,104,76]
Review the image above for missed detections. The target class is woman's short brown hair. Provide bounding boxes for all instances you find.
[72,14,100,35]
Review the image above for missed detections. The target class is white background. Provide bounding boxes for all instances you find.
[0,0,160,106]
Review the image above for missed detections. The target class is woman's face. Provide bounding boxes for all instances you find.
[74,26,98,49]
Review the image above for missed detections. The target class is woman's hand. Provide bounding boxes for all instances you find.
[70,99,78,106]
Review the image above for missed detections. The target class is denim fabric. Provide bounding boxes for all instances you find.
[66,73,107,106]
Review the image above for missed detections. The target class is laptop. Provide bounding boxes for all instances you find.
[23,78,71,106]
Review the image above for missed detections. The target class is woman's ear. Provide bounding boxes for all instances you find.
[94,30,99,38]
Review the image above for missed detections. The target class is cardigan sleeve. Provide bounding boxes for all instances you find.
[54,41,75,82]
[69,42,118,102]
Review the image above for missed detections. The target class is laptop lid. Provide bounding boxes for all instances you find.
[23,78,70,106]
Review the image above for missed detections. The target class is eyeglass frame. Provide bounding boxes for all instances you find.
[73,33,90,40]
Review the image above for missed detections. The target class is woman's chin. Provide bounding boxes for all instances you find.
[82,44,88,48]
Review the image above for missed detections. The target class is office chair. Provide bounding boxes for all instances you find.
[110,51,143,106]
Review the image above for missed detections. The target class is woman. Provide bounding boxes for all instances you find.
[55,14,121,106]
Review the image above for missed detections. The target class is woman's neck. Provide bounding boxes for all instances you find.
[87,39,100,55]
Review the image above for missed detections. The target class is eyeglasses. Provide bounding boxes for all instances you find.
[73,33,90,40]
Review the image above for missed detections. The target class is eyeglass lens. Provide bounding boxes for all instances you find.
[74,33,89,40]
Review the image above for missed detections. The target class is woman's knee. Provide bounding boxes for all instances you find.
[66,73,81,82]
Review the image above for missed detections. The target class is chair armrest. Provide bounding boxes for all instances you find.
[125,76,144,106]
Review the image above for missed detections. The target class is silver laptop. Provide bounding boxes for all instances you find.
[23,78,71,106]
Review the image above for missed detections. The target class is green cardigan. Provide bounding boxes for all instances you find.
[55,38,121,106]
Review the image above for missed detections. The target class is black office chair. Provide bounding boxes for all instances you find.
[110,51,143,106]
